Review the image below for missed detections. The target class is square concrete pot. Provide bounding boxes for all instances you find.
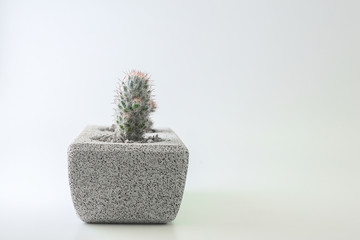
[68,126,189,223]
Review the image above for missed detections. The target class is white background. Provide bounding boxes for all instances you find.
[0,0,359,239]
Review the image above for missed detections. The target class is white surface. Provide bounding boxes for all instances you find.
[0,0,359,239]
[1,189,360,239]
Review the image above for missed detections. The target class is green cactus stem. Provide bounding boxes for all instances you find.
[114,70,156,141]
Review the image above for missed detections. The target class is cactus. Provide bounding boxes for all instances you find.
[114,70,156,142]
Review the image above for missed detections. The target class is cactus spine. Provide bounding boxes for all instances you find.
[114,70,156,141]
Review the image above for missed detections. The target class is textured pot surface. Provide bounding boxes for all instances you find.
[68,126,189,223]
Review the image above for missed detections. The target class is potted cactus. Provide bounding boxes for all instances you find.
[68,70,189,223]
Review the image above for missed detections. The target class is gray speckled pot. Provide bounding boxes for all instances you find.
[68,126,189,223]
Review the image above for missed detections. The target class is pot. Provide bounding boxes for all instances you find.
[68,125,189,223]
